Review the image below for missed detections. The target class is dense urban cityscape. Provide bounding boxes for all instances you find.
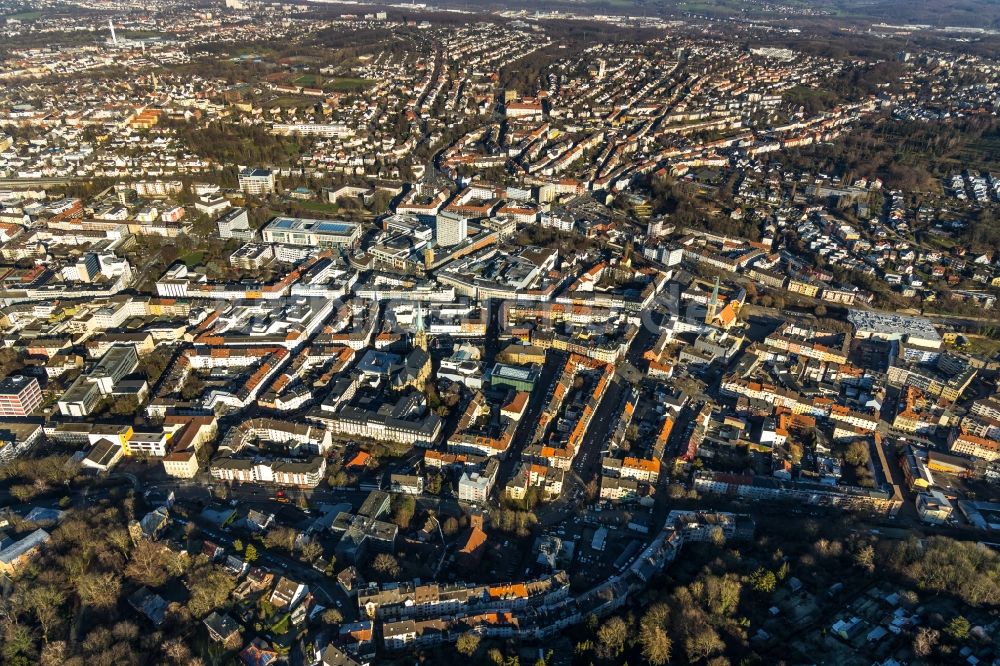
[0,0,999,664]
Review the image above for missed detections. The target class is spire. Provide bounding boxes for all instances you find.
[413,301,428,352]
[414,300,426,332]
[705,277,720,325]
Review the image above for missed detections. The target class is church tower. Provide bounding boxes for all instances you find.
[705,277,720,325]
[413,301,428,352]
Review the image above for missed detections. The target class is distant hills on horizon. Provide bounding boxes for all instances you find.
[467,0,1000,30]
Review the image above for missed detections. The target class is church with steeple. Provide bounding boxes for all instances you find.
[390,302,432,391]
[703,276,742,330]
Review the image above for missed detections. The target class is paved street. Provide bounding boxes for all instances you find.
[493,348,569,501]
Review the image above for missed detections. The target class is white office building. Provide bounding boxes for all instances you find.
[238,168,276,196]
[262,217,361,248]
[435,213,468,247]
[216,207,254,241]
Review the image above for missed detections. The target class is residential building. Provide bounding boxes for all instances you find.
[390,474,424,495]
[458,459,499,503]
[270,576,309,610]
[600,476,639,502]
[238,168,276,196]
[0,375,42,417]
[210,456,327,488]
[949,431,999,462]
[203,612,242,647]
[320,645,362,666]
[162,449,199,478]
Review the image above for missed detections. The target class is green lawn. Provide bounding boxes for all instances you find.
[118,30,167,39]
[676,0,741,15]
[328,77,373,92]
[7,10,43,20]
[293,73,321,88]
[180,251,204,267]
[267,78,372,103]
[268,96,311,108]
[293,199,340,215]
